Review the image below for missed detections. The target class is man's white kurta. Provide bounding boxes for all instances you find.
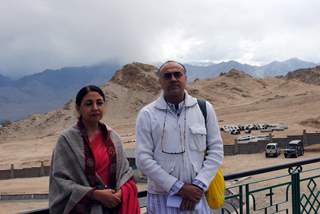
[136,91,224,213]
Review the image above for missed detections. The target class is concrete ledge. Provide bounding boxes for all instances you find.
[0,193,48,201]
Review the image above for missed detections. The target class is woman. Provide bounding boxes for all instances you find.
[49,85,140,214]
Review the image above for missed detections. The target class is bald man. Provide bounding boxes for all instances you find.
[136,61,224,213]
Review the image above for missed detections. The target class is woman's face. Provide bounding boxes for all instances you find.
[77,91,105,124]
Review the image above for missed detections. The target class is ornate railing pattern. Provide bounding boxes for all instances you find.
[221,157,320,214]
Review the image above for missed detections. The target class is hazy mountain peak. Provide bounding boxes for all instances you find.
[284,57,305,63]
[220,68,252,79]
[0,74,12,86]
[256,58,317,77]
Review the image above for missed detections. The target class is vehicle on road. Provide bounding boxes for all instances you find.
[237,135,255,142]
[284,140,304,158]
[265,143,281,157]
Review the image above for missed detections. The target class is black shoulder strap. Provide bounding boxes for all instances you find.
[197,98,207,127]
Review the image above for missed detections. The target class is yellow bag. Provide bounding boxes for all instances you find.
[206,167,225,209]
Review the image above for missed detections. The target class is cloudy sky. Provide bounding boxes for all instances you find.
[1,0,320,77]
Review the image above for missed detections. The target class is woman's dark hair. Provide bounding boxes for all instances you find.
[75,85,106,106]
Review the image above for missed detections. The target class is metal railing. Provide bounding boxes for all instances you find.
[222,157,320,214]
[19,157,320,214]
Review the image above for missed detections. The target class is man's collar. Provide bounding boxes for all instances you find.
[155,90,197,110]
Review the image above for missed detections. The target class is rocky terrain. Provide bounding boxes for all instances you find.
[285,65,320,85]
[1,62,320,169]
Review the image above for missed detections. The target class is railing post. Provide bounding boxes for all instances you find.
[245,184,250,214]
[234,139,239,154]
[239,185,243,214]
[289,166,302,214]
[10,164,15,178]
[40,161,45,177]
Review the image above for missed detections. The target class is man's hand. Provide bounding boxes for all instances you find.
[177,183,204,202]
[180,198,197,210]
[92,189,121,208]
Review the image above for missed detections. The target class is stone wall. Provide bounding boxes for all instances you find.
[0,159,136,180]
[223,131,319,155]
[0,162,49,180]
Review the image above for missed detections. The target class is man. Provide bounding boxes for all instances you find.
[136,61,224,213]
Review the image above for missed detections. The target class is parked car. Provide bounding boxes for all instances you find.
[256,135,272,141]
[237,135,255,142]
[230,129,240,135]
[261,128,273,133]
[244,129,251,134]
[284,140,304,158]
[265,143,281,157]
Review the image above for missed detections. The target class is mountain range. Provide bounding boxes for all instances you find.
[2,62,320,144]
[0,74,13,86]
[0,63,120,121]
[185,58,318,81]
[0,58,318,121]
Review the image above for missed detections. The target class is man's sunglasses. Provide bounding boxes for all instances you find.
[162,71,184,80]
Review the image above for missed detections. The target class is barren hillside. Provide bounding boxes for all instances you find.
[285,65,320,85]
[187,69,320,134]
[1,63,320,168]
[103,63,160,122]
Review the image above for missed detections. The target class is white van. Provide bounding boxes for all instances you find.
[265,143,281,157]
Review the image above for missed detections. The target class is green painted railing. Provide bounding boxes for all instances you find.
[222,157,320,214]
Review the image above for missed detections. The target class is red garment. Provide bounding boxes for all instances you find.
[90,131,140,213]
[119,179,140,214]
[89,132,111,186]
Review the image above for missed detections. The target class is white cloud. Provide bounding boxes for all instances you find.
[0,0,319,76]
